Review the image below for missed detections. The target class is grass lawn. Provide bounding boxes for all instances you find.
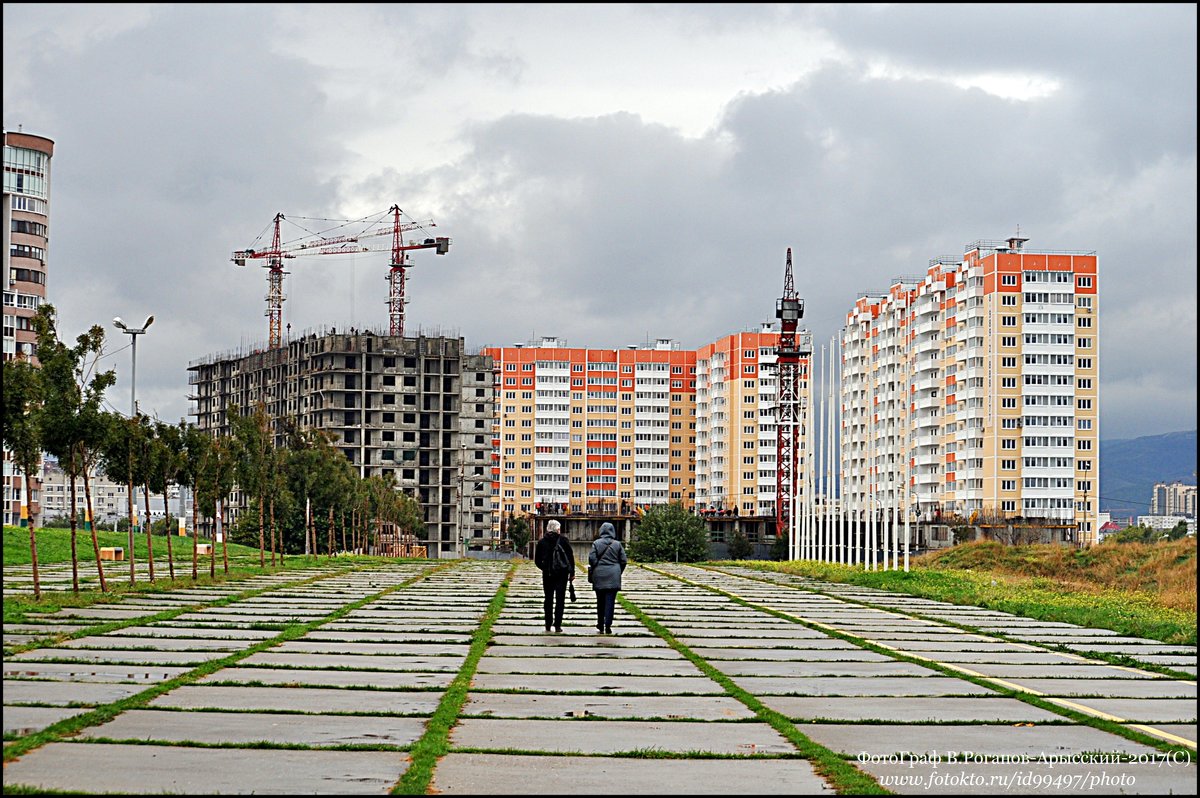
[3,524,262,567]
[721,539,1197,646]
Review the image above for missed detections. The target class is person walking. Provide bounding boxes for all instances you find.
[588,521,626,634]
[534,519,574,633]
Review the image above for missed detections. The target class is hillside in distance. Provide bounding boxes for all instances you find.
[1100,430,1196,518]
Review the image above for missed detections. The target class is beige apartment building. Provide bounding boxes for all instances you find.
[842,237,1099,547]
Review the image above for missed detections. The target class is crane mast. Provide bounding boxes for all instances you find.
[775,248,808,548]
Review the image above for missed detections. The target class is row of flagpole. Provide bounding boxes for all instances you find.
[788,333,911,571]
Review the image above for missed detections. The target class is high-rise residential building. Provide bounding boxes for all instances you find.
[1151,481,1196,518]
[3,129,54,527]
[483,337,697,523]
[695,325,814,521]
[188,329,494,557]
[841,237,1100,546]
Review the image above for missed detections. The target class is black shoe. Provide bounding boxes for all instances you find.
[597,624,605,633]
[554,625,562,633]
[545,625,551,632]
[605,625,612,635]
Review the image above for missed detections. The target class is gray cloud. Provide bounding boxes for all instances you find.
[4,4,1194,440]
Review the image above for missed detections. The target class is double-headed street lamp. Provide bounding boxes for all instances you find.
[112,315,154,416]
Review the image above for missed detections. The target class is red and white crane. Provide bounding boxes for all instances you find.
[775,248,808,555]
[232,205,450,348]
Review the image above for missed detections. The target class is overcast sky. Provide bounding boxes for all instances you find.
[4,4,1196,441]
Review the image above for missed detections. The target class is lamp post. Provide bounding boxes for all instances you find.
[112,314,153,584]
[112,315,154,416]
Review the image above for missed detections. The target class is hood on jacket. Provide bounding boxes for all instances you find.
[598,522,616,539]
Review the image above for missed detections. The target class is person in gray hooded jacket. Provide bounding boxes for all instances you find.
[588,522,627,634]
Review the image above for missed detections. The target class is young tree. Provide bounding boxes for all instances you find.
[180,422,214,579]
[2,354,44,599]
[32,304,117,594]
[230,402,273,567]
[149,421,182,581]
[100,416,148,585]
[506,515,531,553]
[628,503,711,563]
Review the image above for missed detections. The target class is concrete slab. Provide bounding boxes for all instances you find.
[1,742,404,794]
[484,645,683,659]
[475,657,701,676]
[149,684,443,714]
[3,662,190,682]
[83,708,428,747]
[924,651,1098,665]
[802,723,1159,758]
[241,651,463,671]
[731,676,997,697]
[109,625,279,640]
[676,637,857,650]
[1002,678,1196,698]
[714,660,933,677]
[60,635,251,651]
[1126,724,1195,744]
[461,692,753,720]
[7,647,223,665]
[430,753,833,795]
[470,673,724,695]
[305,630,471,644]
[2,679,146,706]
[859,760,1197,795]
[690,647,892,662]
[2,705,89,736]
[491,634,668,648]
[946,663,1166,679]
[451,718,794,755]
[759,696,1066,723]
[1063,698,1197,722]
[199,666,454,689]
[276,640,469,656]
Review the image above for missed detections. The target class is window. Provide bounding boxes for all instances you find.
[1001,377,1016,388]
[1001,357,1016,368]
[1001,459,1017,470]
[1001,295,1017,306]
[1077,296,1092,309]
[1077,399,1092,410]
[1077,276,1093,288]
[1002,336,1017,347]
[1077,337,1092,349]
[1001,274,1018,286]
[1001,315,1017,326]
[1077,317,1092,328]
[1001,480,1016,491]
[1001,439,1017,450]
[1078,419,1092,430]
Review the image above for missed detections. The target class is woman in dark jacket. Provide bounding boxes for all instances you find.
[588,522,627,634]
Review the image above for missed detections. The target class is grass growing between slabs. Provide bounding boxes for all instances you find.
[617,594,889,795]
[728,539,1196,646]
[392,564,516,795]
[2,561,450,765]
[649,565,1195,763]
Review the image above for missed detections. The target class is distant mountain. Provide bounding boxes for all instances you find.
[1100,430,1196,519]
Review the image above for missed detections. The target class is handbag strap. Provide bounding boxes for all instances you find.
[594,538,614,566]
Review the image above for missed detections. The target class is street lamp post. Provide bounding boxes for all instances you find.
[112,316,154,416]
[113,315,153,584]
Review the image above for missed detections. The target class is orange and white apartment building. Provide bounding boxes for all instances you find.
[695,325,814,519]
[841,237,1100,546]
[482,338,698,521]
[484,329,815,531]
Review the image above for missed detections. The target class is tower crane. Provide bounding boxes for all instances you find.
[232,205,450,348]
[775,247,809,551]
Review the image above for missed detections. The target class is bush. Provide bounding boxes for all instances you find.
[628,503,710,562]
[727,529,753,560]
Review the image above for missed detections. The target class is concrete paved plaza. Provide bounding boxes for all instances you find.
[4,560,1195,794]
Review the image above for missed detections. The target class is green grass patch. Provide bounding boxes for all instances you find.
[724,557,1196,645]
[392,565,516,795]
[618,593,888,795]
[3,524,264,567]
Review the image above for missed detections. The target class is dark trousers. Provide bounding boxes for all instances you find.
[595,588,617,629]
[542,572,568,628]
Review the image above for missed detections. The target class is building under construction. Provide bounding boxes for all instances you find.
[187,327,494,558]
